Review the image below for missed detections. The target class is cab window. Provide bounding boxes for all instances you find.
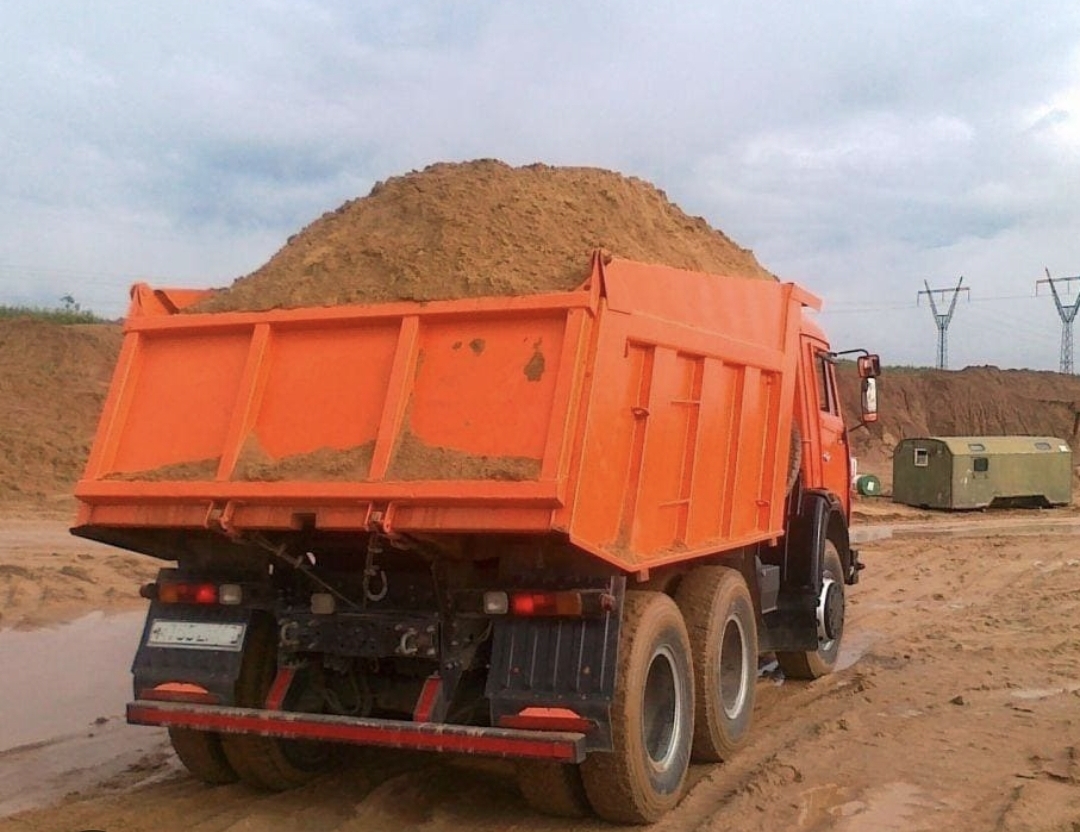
[814,353,838,415]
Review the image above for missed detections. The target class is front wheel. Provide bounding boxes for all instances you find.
[580,591,694,824]
[777,541,845,679]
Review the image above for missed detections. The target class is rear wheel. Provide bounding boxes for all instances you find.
[580,591,693,824]
[516,761,590,818]
[675,566,757,762]
[220,615,334,790]
[168,728,238,785]
[777,541,845,679]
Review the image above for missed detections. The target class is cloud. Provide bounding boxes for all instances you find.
[0,0,1077,369]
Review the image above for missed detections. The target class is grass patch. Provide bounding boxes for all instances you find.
[0,304,108,324]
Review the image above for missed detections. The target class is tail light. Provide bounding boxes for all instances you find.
[147,580,244,606]
[157,582,219,604]
[468,588,617,618]
[511,591,585,617]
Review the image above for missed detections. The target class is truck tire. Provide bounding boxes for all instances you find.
[516,761,590,818]
[674,566,757,762]
[580,591,693,824]
[220,615,334,790]
[168,728,238,785]
[777,541,845,680]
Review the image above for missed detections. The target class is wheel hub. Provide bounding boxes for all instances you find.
[642,645,684,771]
[816,578,843,642]
[719,615,749,719]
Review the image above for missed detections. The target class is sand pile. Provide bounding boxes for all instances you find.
[193,159,775,312]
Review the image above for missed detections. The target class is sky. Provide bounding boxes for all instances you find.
[1,1,1078,370]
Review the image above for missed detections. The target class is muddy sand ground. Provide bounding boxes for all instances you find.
[1,504,1079,831]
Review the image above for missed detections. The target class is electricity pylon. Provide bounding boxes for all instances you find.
[1036,268,1080,374]
[917,277,968,370]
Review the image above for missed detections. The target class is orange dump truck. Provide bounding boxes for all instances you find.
[73,254,879,823]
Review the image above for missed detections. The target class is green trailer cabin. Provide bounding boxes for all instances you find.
[892,436,1072,510]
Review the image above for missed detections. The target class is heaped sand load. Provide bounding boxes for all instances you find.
[192,159,775,312]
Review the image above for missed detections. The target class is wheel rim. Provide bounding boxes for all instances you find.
[719,613,750,719]
[641,645,684,770]
[816,560,844,654]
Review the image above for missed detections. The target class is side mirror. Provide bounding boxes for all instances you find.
[861,377,878,423]
[857,354,881,379]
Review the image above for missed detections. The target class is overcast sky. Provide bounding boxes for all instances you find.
[1,1,1078,370]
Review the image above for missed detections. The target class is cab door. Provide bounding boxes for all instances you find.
[802,337,851,514]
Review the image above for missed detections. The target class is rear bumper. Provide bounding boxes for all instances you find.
[128,700,586,763]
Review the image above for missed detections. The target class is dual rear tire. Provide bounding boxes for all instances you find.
[168,614,332,790]
[579,592,695,824]
[519,572,759,824]
[675,567,758,762]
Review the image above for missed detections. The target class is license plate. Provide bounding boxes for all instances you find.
[147,620,246,651]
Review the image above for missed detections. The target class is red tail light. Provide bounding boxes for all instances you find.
[510,591,585,617]
[158,582,219,605]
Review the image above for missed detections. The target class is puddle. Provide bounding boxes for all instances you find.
[0,610,145,751]
[0,610,174,817]
[0,718,175,817]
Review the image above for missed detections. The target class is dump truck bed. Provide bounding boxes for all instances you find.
[75,256,819,571]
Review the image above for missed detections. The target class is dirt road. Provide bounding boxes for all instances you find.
[2,516,1079,831]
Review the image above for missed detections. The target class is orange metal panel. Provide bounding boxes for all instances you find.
[75,478,562,505]
[385,504,556,534]
[216,324,272,480]
[82,330,142,479]
[109,331,251,474]
[540,307,591,481]
[127,284,214,317]
[685,356,733,545]
[603,259,794,352]
[125,289,593,331]
[631,347,688,554]
[567,266,804,568]
[255,321,399,460]
[226,503,372,532]
[368,316,421,479]
[405,313,567,460]
[81,502,213,529]
[78,260,817,559]
[563,312,642,552]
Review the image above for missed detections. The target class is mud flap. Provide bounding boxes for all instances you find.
[759,490,838,653]
[485,577,624,752]
[132,602,256,705]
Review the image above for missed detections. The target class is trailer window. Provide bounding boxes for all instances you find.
[973,457,989,472]
[815,353,837,414]
[914,448,929,467]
